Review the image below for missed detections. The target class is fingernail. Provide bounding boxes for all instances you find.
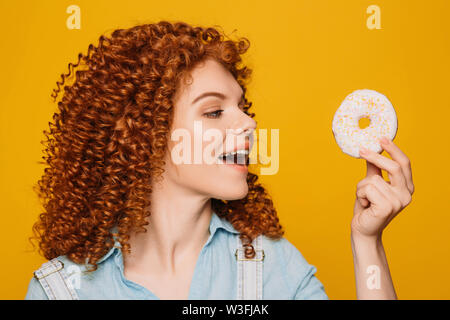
[360,147,369,155]
[380,136,389,145]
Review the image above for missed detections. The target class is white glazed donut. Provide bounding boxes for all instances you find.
[332,89,397,158]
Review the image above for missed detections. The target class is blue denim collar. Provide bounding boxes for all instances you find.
[96,211,239,265]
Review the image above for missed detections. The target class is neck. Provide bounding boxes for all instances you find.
[123,176,213,276]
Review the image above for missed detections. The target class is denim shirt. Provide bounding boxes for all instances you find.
[25,211,328,300]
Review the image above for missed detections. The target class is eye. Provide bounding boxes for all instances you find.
[204,109,223,119]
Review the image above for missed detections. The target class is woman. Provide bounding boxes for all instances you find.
[25,21,414,300]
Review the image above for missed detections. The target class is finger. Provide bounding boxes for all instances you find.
[366,160,382,178]
[369,175,403,214]
[379,137,415,194]
[358,167,412,210]
[357,174,390,191]
[357,175,390,208]
[356,183,392,217]
[356,192,370,208]
[359,146,407,188]
[358,197,369,208]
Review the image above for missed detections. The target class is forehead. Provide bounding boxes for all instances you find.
[174,58,243,104]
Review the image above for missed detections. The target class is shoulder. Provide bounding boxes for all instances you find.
[25,256,69,300]
[260,235,313,276]
[25,255,96,300]
[260,235,329,300]
[25,273,48,300]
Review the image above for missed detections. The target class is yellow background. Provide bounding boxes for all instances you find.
[1,0,449,299]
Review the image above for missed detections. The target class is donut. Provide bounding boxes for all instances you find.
[332,89,397,158]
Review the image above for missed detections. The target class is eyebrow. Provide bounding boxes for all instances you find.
[191,91,244,105]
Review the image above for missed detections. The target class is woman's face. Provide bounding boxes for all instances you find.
[163,58,257,200]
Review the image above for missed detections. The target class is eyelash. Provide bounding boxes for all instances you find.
[204,109,224,119]
[203,102,245,119]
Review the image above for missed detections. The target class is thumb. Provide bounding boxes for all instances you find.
[366,160,382,177]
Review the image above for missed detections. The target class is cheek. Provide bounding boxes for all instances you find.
[201,165,250,200]
[166,162,249,200]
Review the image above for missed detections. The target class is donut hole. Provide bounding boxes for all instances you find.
[358,116,371,129]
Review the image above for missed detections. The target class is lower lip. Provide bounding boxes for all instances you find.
[225,163,248,172]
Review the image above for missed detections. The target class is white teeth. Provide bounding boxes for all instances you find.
[217,149,249,158]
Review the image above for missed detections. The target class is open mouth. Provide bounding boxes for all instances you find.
[217,149,249,166]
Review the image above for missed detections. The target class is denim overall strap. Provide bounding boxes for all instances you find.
[235,234,264,300]
[33,258,79,300]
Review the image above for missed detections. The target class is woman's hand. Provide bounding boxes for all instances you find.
[352,136,415,240]
[350,136,414,299]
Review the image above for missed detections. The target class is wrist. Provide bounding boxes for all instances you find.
[350,231,386,269]
[351,230,384,250]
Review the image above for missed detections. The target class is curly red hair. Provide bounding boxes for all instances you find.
[31,20,284,272]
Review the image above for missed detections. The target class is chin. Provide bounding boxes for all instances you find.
[215,183,249,201]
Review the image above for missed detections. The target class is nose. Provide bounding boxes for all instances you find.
[232,111,257,135]
[228,112,257,150]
